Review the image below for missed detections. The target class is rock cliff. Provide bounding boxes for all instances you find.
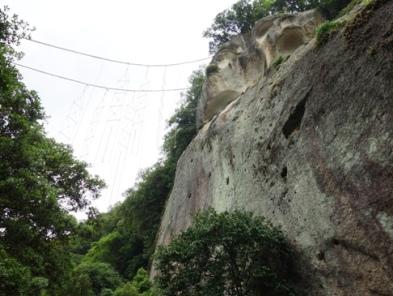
[156,1,393,295]
[197,9,324,127]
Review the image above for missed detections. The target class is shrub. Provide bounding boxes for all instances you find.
[155,209,297,296]
[70,262,123,296]
[0,248,32,296]
[100,289,115,296]
[113,268,159,296]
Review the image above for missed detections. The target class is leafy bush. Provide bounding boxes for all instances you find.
[70,262,123,296]
[100,289,115,296]
[0,248,31,296]
[155,209,297,296]
[113,268,159,296]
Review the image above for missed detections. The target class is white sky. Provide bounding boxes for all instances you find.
[3,0,237,216]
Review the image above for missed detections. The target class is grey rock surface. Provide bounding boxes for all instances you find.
[156,1,393,295]
[197,9,324,128]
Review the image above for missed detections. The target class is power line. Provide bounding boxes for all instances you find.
[24,38,211,67]
[14,63,187,93]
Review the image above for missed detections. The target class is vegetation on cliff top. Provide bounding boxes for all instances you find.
[203,0,354,53]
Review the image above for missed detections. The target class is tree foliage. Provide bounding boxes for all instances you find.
[69,262,123,296]
[0,247,31,296]
[155,210,297,296]
[163,68,205,171]
[0,6,104,294]
[113,268,159,296]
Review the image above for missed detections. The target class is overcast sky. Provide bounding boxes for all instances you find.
[3,0,237,216]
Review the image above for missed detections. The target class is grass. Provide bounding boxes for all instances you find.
[315,20,346,46]
[315,0,376,47]
[272,55,290,70]
[272,56,284,69]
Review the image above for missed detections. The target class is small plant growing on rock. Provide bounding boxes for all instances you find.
[272,55,290,70]
[316,20,345,46]
[272,55,285,69]
[155,209,298,296]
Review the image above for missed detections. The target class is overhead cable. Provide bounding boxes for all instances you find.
[14,63,187,93]
[24,38,212,67]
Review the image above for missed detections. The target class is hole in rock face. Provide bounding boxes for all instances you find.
[282,97,307,139]
[226,177,230,185]
[281,166,288,180]
[254,18,275,38]
[276,27,305,54]
[317,252,325,261]
[238,56,248,70]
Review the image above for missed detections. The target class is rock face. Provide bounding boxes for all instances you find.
[156,1,393,295]
[197,9,324,128]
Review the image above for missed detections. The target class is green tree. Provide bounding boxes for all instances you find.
[0,6,105,293]
[203,0,269,54]
[163,69,205,167]
[155,210,297,296]
[70,262,123,296]
[101,289,115,296]
[113,268,159,296]
[83,230,145,279]
[0,247,31,296]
